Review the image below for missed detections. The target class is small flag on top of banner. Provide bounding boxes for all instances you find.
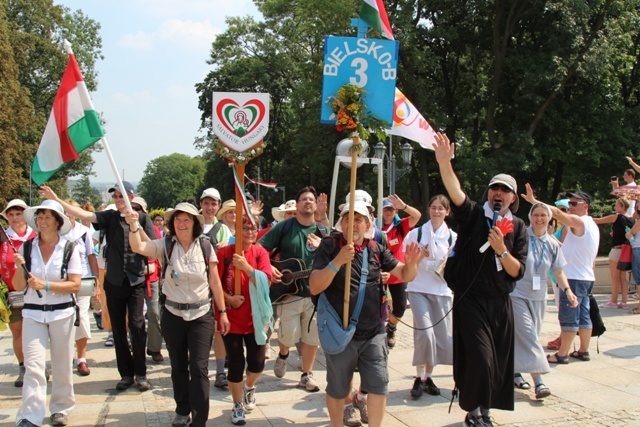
[387,88,437,150]
[359,0,394,40]
[244,174,278,189]
[32,40,104,185]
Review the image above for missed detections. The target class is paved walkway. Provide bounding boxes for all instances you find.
[1,294,640,426]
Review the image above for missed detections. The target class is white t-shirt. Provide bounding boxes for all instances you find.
[65,222,94,277]
[561,216,600,281]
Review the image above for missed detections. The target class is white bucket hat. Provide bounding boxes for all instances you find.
[272,199,297,222]
[24,200,72,235]
[1,199,29,219]
[338,190,375,212]
[334,201,374,239]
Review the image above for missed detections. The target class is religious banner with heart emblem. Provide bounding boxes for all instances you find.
[212,92,270,294]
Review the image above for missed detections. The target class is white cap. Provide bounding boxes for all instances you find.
[200,188,221,202]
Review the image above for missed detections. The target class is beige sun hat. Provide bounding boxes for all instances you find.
[334,201,374,239]
[1,199,29,219]
[272,199,297,222]
[164,202,204,226]
[216,199,236,220]
[23,200,72,235]
[131,196,148,213]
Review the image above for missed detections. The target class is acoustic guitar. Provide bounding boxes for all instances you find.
[270,258,311,303]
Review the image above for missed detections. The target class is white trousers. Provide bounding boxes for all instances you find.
[17,314,76,425]
[74,295,92,341]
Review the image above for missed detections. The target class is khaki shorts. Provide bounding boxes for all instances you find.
[276,296,319,348]
[609,247,622,262]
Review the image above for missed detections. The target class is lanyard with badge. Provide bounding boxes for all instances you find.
[530,237,546,290]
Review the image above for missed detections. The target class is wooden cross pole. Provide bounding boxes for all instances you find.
[233,162,245,296]
[343,135,360,329]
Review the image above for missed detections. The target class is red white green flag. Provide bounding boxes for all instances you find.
[359,0,394,40]
[32,50,104,185]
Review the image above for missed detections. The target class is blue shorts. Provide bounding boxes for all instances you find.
[558,279,593,332]
[632,247,640,285]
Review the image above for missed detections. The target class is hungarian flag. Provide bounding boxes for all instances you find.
[32,51,104,185]
[359,0,394,40]
[387,89,437,150]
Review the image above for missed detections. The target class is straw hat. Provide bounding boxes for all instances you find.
[131,196,148,213]
[164,202,204,226]
[216,200,236,220]
[334,201,374,239]
[24,200,72,235]
[1,199,29,219]
[272,199,297,222]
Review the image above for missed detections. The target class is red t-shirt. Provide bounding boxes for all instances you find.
[382,217,411,284]
[216,244,273,334]
[0,229,37,291]
[146,226,163,284]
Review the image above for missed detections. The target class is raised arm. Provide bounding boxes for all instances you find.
[124,210,159,258]
[627,156,640,174]
[40,185,97,223]
[521,183,585,233]
[387,194,421,228]
[432,133,465,207]
[592,214,618,225]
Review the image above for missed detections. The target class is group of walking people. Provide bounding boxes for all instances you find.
[1,132,616,427]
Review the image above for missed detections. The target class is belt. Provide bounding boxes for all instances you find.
[165,298,210,310]
[23,301,75,312]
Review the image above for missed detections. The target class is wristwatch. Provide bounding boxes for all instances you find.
[498,250,509,259]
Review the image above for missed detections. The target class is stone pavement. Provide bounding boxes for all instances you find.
[1,294,640,427]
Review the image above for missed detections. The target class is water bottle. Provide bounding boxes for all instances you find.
[626,226,635,244]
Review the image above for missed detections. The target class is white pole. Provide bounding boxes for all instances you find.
[329,156,341,226]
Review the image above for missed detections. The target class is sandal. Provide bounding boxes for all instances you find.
[628,306,640,315]
[514,374,531,390]
[535,383,551,399]
[547,352,569,364]
[569,350,590,361]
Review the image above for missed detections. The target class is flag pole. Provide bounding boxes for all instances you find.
[63,40,135,220]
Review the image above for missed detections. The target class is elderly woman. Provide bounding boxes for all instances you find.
[13,200,81,427]
[512,203,577,399]
[403,195,456,399]
[63,199,98,376]
[0,199,36,388]
[126,202,230,427]
[216,215,273,425]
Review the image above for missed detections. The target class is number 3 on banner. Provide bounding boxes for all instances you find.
[350,58,368,87]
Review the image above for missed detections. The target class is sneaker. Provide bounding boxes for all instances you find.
[464,413,486,426]
[618,302,629,309]
[136,375,152,391]
[386,324,396,349]
[93,311,103,330]
[214,372,228,388]
[172,413,191,427]
[50,412,68,426]
[298,372,320,392]
[482,415,494,427]
[410,377,423,398]
[352,391,368,424]
[424,377,441,396]
[14,365,25,387]
[274,355,287,378]
[116,376,134,390]
[231,402,246,425]
[264,343,271,359]
[147,350,164,363]
[600,301,619,308]
[343,405,362,427]
[17,419,39,427]
[546,336,561,350]
[243,384,256,411]
[105,334,114,347]
[77,361,91,376]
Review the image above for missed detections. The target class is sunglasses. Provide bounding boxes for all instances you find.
[558,207,568,212]
[132,206,143,212]
[568,201,585,206]
[488,184,513,193]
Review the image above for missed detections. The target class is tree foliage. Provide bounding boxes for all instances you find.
[196,0,640,216]
[0,0,103,206]
[70,176,103,209]
[138,154,207,209]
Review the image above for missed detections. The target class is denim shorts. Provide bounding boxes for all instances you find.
[632,247,640,285]
[558,279,593,332]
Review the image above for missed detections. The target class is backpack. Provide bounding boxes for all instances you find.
[161,235,213,280]
[205,222,223,253]
[23,239,76,280]
[416,226,453,247]
[270,217,329,259]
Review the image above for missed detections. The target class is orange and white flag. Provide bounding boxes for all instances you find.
[387,89,436,150]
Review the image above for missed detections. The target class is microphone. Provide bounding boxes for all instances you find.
[492,203,502,228]
[480,203,502,253]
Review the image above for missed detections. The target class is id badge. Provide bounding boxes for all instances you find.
[532,275,541,290]
[389,238,399,247]
[495,256,503,272]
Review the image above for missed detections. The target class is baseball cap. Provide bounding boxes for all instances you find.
[483,174,520,213]
[200,188,221,202]
[554,199,570,209]
[108,181,135,195]
[568,191,591,205]
[382,198,395,209]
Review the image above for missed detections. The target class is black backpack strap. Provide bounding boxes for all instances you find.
[23,239,33,278]
[417,226,422,244]
[206,222,223,252]
[162,236,176,279]
[60,240,76,279]
[198,236,213,280]
[315,223,328,239]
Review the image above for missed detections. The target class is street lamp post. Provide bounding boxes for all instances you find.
[274,186,285,204]
[374,136,413,195]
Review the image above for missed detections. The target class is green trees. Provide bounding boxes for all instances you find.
[138,154,206,209]
[0,0,102,205]
[196,0,640,212]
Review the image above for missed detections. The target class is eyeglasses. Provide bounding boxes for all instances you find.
[429,206,447,212]
[568,201,585,206]
[132,206,143,212]
[112,194,124,199]
[298,197,316,203]
[488,184,513,193]
[242,227,258,233]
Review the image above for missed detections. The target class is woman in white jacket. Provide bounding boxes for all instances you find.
[403,195,456,399]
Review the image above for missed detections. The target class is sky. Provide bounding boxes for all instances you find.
[55,0,260,183]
